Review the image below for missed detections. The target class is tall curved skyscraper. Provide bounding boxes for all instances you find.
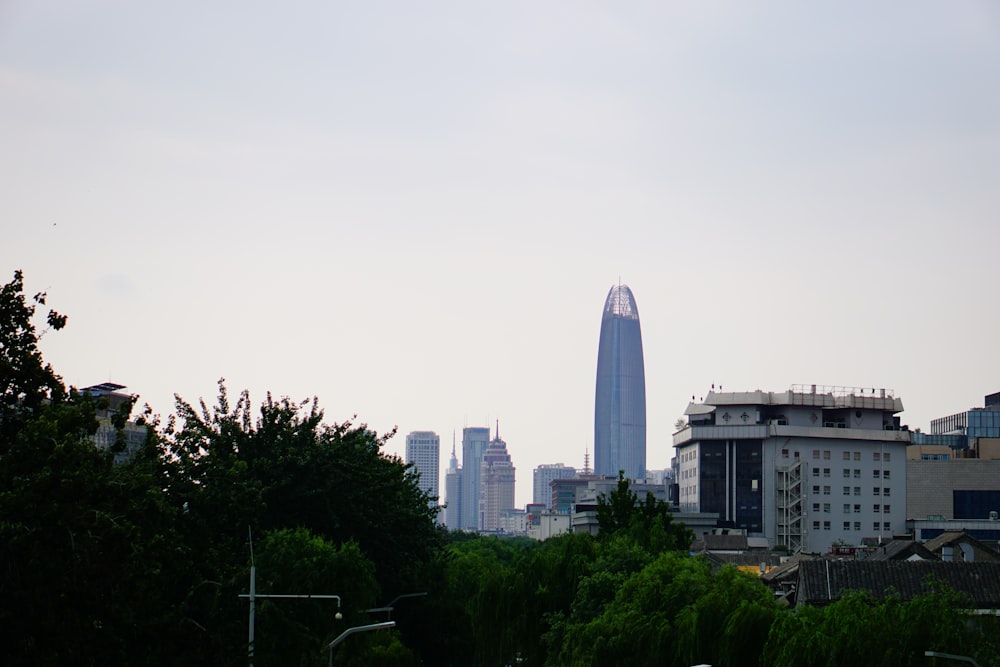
[594,284,647,481]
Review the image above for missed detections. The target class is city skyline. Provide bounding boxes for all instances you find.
[4,2,1000,507]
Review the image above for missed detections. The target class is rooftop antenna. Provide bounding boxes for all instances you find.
[452,430,456,456]
[495,419,499,440]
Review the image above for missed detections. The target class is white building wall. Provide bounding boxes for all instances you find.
[405,431,440,509]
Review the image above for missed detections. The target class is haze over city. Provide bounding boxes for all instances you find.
[4,1,999,506]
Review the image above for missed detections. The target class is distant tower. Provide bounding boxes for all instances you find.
[405,431,440,510]
[479,422,516,532]
[444,433,462,529]
[594,284,647,481]
[461,426,492,530]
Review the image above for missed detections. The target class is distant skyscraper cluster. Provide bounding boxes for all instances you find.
[594,284,647,481]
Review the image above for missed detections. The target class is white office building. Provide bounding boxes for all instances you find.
[405,431,440,510]
[674,385,910,554]
[533,463,576,508]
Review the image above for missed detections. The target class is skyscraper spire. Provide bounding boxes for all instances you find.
[495,419,499,440]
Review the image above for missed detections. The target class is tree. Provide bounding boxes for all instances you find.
[0,270,67,448]
[0,271,188,665]
[596,472,693,552]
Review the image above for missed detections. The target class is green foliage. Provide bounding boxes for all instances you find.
[761,581,1000,667]
[596,472,693,552]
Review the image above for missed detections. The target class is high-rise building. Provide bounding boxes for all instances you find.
[461,426,491,530]
[444,437,462,529]
[83,382,147,464]
[673,385,909,554]
[479,425,516,532]
[594,284,647,481]
[533,463,576,508]
[405,431,440,509]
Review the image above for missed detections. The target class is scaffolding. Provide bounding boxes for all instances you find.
[775,461,804,553]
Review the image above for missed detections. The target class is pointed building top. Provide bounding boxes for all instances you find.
[603,284,639,321]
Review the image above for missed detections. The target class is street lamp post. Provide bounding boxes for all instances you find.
[925,651,981,667]
[365,591,428,620]
[238,565,344,666]
[327,621,396,667]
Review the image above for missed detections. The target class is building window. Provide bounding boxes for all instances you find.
[854,469,861,478]
[813,521,821,530]
[854,487,861,496]
[782,449,789,458]
[883,488,890,497]
[854,521,861,531]
[813,468,820,477]
[843,451,851,460]
[843,486,850,495]
[883,453,891,462]
[874,487,880,496]
[824,521,831,530]
[874,504,880,512]
[813,449,820,459]
[883,470,891,480]
[884,505,891,514]
[813,503,820,513]
[854,504,861,513]
[823,468,830,477]
[874,522,881,531]
[823,503,831,513]
[843,503,851,513]
[844,521,851,530]
[823,486,831,495]
[824,450,831,459]
[813,485,820,495]
[873,470,881,479]
[854,452,861,461]
[843,469,850,478]
[873,452,881,462]
[883,521,891,531]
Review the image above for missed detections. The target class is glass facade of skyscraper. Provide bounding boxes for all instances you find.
[593,284,647,481]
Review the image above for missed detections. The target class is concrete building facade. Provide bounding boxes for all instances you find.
[405,431,440,510]
[479,429,516,532]
[674,385,910,554]
[533,463,576,508]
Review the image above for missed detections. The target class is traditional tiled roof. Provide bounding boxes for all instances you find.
[866,540,938,561]
[796,560,1000,608]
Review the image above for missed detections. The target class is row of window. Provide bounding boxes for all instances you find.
[812,521,893,531]
[803,449,893,462]
[811,485,892,496]
[811,468,892,479]
[811,502,892,514]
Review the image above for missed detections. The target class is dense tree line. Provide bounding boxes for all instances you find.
[2,269,1000,666]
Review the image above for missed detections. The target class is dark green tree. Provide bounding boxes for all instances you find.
[596,472,693,552]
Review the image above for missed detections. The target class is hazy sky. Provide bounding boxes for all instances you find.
[4,1,999,507]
